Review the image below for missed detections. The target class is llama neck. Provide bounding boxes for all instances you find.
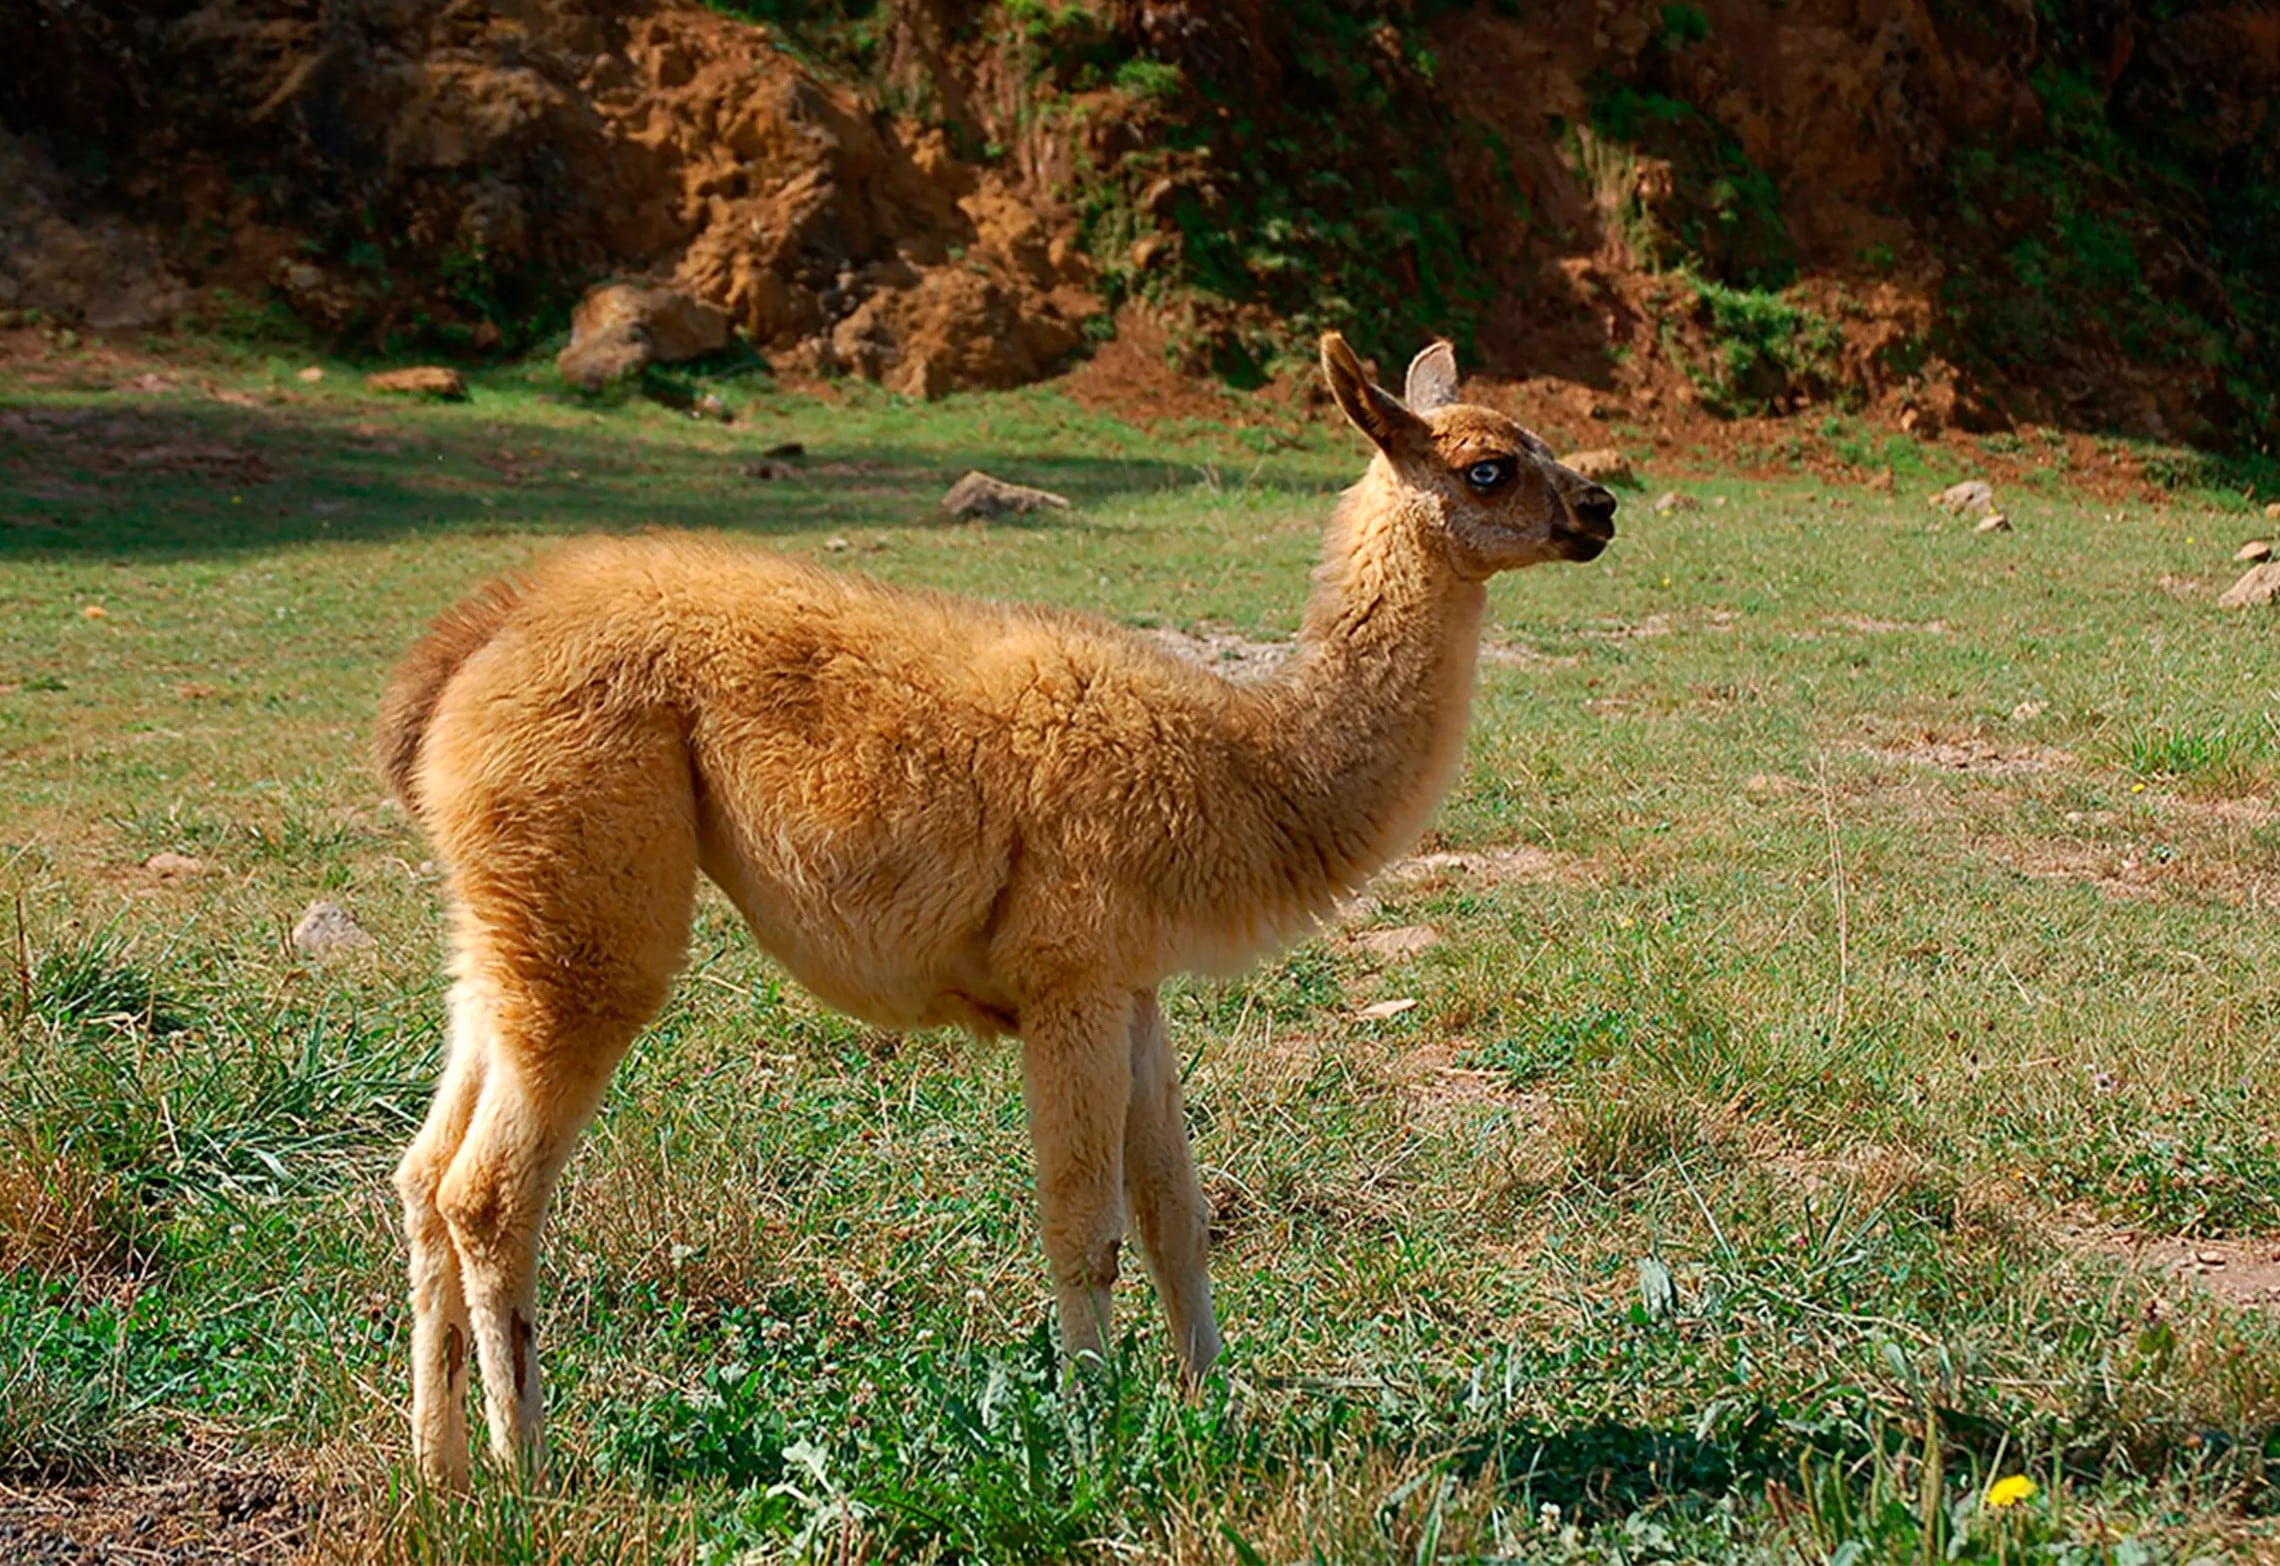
[1242,462,1486,913]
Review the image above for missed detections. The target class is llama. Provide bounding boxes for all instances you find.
[380,333,1616,1487]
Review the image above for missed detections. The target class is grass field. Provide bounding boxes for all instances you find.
[3,339,2278,1563]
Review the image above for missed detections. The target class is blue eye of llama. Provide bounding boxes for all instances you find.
[1464,459,1510,490]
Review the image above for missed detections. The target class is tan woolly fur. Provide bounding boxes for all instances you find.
[380,333,1617,1488]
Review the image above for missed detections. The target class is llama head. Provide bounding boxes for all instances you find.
[1320,333,1616,578]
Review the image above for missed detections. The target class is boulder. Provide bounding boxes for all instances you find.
[2235,540,2272,563]
[2218,562,2280,609]
[557,282,732,391]
[1559,448,1635,486]
[1933,479,1995,516]
[942,470,1070,519]
[365,367,467,400]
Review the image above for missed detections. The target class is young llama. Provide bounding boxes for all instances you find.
[380,333,1617,1487]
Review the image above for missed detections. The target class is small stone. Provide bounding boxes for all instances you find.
[762,441,806,459]
[80,603,107,619]
[2235,540,2272,563]
[292,900,374,957]
[296,366,325,383]
[1974,512,2012,533]
[364,366,467,400]
[2265,501,2280,520]
[695,392,732,422]
[1559,447,1634,485]
[741,460,784,481]
[144,851,203,878]
[1354,997,1418,1021]
[2218,561,2280,609]
[2009,700,2047,722]
[1651,490,1696,514]
[942,470,1071,519]
[823,535,851,552]
[1933,479,1995,516]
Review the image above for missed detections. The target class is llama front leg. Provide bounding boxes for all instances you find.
[1123,988,1221,1383]
[1020,990,1135,1365]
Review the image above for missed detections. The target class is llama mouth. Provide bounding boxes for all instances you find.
[1555,526,1612,561]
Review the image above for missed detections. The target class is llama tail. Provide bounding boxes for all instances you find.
[374,576,528,815]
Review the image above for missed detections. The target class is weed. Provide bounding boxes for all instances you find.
[1680,275,1842,415]
[2116,717,2274,794]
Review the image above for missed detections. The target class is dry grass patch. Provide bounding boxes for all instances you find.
[1852,734,2074,778]
[0,1132,141,1294]
[2076,1229,2280,1317]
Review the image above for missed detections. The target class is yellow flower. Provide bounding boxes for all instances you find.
[1984,1475,2038,1509]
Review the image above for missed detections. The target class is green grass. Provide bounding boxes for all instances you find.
[4,340,2279,1561]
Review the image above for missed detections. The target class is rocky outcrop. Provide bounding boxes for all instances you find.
[0,0,2272,434]
[0,0,1099,397]
[0,130,188,331]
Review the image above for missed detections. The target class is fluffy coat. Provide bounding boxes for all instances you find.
[382,334,1616,1486]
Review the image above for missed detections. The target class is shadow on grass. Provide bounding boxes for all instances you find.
[0,392,1210,559]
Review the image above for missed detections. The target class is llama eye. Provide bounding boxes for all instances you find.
[1464,459,1510,490]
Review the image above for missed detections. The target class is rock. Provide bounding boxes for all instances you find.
[558,331,648,391]
[761,441,806,459]
[741,460,788,480]
[1974,513,2012,533]
[296,365,324,383]
[2235,540,2272,563]
[364,367,467,400]
[942,470,1070,519]
[1559,448,1634,486]
[143,851,204,878]
[1354,997,1418,1021]
[694,392,731,422]
[823,535,851,551]
[1933,479,1995,516]
[1651,490,1697,514]
[292,900,374,957]
[2265,502,2280,521]
[557,282,732,391]
[829,264,1086,400]
[2218,561,2280,609]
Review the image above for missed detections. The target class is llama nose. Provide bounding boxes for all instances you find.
[1572,486,1618,538]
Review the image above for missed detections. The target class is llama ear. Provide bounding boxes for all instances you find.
[1403,340,1460,412]
[1320,332,1424,456]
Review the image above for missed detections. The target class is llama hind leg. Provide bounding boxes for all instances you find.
[1122,989,1221,1383]
[395,982,491,1489]
[434,976,669,1480]
[1020,990,1135,1366]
